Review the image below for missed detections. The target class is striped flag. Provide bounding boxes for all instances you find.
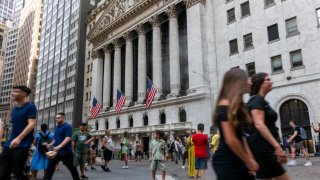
[146,78,157,108]
[90,97,102,118]
[116,89,126,114]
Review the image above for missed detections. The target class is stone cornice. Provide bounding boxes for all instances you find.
[186,0,205,8]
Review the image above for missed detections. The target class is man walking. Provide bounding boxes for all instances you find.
[72,123,95,179]
[192,123,208,180]
[0,85,37,180]
[44,112,80,180]
[287,120,312,167]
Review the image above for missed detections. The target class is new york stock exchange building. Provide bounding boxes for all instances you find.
[84,0,320,156]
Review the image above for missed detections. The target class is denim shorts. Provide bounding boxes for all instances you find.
[195,157,207,170]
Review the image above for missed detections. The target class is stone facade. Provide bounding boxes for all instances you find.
[85,0,320,153]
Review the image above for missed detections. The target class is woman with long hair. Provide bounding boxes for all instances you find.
[121,132,129,169]
[212,69,258,180]
[247,73,290,180]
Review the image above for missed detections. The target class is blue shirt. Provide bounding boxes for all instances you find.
[35,130,54,146]
[53,122,73,155]
[4,102,37,148]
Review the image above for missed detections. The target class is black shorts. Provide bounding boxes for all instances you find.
[103,149,112,161]
[136,151,142,156]
[253,152,286,179]
[213,162,255,180]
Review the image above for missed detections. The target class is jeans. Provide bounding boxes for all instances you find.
[0,147,29,180]
[175,151,180,164]
[44,154,80,180]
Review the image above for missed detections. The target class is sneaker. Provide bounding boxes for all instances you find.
[106,168,111,172]
[122,166,127,169]
[101,165,105,171]
[304,161,312,167]
[287,160,297,166]
[182,166,185,169]
[125,166,129,169]
[91,166,96,170]
[80,175,88,179]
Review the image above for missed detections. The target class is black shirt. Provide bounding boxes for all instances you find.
[292,126,302,143]
[247,95,279,153]
[213,105,244,165]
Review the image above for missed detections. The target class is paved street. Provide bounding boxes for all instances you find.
[34,157,320,180]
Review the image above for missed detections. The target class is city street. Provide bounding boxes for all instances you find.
[34,157,320,180]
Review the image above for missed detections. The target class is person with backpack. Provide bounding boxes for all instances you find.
[72,122,95,179]
[287,120,312,167]
[30,124,54,180]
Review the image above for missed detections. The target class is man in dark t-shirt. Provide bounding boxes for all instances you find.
[0,85,37,180]
[44,112,80,180]
[287,120,312,167]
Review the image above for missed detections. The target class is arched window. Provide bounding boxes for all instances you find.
[116,118,120,129]
[280,99,311,138]
[179,109,187,122]
[95,120,99,130]
[105,119,109,129]
[143,115,148,126]
[129,117,133,127]
[160,113,166,124]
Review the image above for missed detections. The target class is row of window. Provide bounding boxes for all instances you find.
[240,49,303,77]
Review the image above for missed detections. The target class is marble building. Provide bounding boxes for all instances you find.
[85,0,320,154]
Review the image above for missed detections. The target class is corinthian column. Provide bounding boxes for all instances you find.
[136,24,147,103]
[113,39,122,106]
[150,16,162,99]
[167,5,181,97]
[124,32,134,105]
[103,45,112,108]
[91,50,104,103]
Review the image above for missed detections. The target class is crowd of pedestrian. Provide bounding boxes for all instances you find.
[0,68,318,180]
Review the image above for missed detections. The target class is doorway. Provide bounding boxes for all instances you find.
[142,137,150,159]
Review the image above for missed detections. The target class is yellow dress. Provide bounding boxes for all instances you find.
[187,136,195,177]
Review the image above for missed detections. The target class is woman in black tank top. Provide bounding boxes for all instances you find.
[212,69,258,180]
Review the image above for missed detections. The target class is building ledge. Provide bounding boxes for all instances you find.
[90,92,208,118]
[90,122,193,136]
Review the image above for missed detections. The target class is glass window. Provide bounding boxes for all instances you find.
[265,0,275,7]
[227,8,236,23]
[290,50,303,68]
[241,1,250,17]
[246,62,256,77]
[317,8,320,26]
[286,17,299,36]
[229,39,238,55]
[243,33,253,49]
[271,55,283,72]
[267,24,279,42]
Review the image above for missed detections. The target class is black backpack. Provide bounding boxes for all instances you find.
[38,132,51,154]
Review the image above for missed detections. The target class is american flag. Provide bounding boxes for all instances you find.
[90,97,102,118]
[146,78,157,108]
[116,89,126,114]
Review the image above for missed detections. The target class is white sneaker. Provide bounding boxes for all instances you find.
[122,166,126,169]
[125,166,129,169]
[287,160,297,166]
[182,166,185,169]
[304,161,312,167]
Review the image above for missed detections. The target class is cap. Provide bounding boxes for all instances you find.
[80,122,87,126]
